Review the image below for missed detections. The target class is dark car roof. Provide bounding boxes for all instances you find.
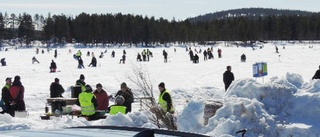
[0,126,210,137]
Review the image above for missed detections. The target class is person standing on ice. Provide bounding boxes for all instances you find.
[88,56,97,67]
[78,57,85,69]
[223,66,235,91]
[163,49,168,63]
[157,82,175,114]
[54,49,57,59]
[312,65,320,80]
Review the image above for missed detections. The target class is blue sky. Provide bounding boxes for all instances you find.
[0,0,319,20]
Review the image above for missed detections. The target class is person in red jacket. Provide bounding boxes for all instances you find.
[9,75,26,113]
[93,83,110,114]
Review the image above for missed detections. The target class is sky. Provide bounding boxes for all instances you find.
[0,41,320,136]
[1,0,320,21]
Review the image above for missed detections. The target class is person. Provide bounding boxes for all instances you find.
[36,48,39,54]
[93,83,110,114]
[111,50,115,58]
[146,49,151,61]
[54,49,57,58]
[312,65,320,80]
[99,52,104,58]
[72,74,86,99]
[119,54,126,64]
[1,58,6,66]
[86,51,90,57]
[223,66,235,91]
[88,56,97,67]
[218,48,222,58]
[76,74,86,92]
[50,78,65,98]
[189,50,194,61]
[142,49,147,61]
[137,53,142,62]
[49,60,57,72]
[76,50,82,60]
[275,46,279,53]
[158,82,174,114]
[241,53,246,62]
[78,57,85,69]
[116,82,134,113]
[108,95,127,115]
[203,50,208,61]
[1,77,14,116]
[163,49,168,63]
[9,75,26,113]
[78,85,98,121]
[32,56,40,64]
[193,54,199,63]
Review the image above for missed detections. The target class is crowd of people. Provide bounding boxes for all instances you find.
[1,46,320,122]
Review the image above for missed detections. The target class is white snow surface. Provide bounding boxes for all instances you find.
[0,42,320,136]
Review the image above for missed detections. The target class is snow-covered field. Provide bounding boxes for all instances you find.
[0,42,320,136]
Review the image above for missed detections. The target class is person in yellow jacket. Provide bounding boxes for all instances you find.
[108,95,127,115]
[158,82,174,114]
[78,85,97,121]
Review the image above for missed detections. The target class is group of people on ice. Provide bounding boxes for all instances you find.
[46,73,176,121]
[187,47,223,64]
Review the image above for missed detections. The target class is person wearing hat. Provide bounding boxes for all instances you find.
[108,95,127,115]
[1,77,14,116]
[158,82,175,114]
[9,75,26,113]
[115,82,134,113]
[93,83,110,113]
[78,85,98,121]
[312,65,320,80]
[50,78,65,98]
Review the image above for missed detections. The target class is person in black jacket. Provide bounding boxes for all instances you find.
[50,78,65,98]
[119,54,126,64]
[312,65,320,80]
[78,57,85,69]
[88,56,97,67]
[163,50,168,63]
[116,82,134,113]
[1,77,14,116]
[49,60,57,72]
[223,66,235,91]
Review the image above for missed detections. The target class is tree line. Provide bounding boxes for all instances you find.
[1,11,320,46]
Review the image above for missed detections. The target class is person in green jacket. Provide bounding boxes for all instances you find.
[109,95,127,115]
[78,85,97,121]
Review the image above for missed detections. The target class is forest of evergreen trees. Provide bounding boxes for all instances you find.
[1,8,320,46]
